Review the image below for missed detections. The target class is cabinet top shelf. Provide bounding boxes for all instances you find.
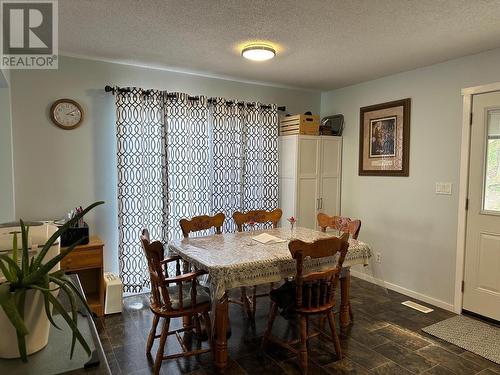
[61,235,103,250]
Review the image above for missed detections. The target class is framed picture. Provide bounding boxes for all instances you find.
[359,98,411,176]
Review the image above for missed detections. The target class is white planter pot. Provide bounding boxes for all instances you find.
[0,223,61,359]
[0,289,51,358]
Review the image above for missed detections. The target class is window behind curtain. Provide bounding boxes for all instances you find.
[115,90,279,293]
[115,88,166,293]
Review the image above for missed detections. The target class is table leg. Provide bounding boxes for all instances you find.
[240,287,253,319]
[340,267,352,328]
[215,293,229,374]
[183,315,192,330]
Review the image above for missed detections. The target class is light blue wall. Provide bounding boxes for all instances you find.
[0,67,14,222]
[13,47,500,306]
[1,68,10,87]
[320,47,500,307]
[9,56,321,273]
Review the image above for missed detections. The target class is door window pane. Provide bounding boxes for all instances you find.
[484,109,500,211]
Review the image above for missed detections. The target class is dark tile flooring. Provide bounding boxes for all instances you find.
[95,277,500,375]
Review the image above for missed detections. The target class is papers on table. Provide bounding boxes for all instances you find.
[252,233,287,244]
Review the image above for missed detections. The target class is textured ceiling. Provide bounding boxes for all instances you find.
[59,0,500,90]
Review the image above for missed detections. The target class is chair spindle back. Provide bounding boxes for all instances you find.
[288,233,349,310]
[141,229,197,312]
[233,208,283,232]
[179,213,225,238]
[317,213,361,240]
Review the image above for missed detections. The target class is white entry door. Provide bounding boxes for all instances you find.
[463,91,500,321]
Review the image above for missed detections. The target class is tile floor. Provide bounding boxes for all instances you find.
[95,277,500,374]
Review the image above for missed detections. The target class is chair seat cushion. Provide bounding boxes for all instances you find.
[167,284,211,310]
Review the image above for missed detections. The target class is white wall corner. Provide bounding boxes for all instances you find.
[351,269,455,312]
[454,92,472,314]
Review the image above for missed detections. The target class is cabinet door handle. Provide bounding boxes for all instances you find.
[316,198,320,210]
[320,198,323,209]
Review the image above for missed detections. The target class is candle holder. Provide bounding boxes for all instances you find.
[246,220,257,246]
[287,216,296,240]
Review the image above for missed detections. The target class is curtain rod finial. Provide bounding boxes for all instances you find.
[104,85,114,93]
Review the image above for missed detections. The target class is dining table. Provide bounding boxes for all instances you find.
[168,226,372,374]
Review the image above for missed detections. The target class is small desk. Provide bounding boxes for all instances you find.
[61,236,105,316]
[169,227,372,374]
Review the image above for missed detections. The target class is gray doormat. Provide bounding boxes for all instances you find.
[422,315,500,364]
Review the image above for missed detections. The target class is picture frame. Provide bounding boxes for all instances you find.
[359,98,411,176]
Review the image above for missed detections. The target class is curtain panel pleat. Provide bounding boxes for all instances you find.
[115,88,167,293]
[244,103,279,213]
[165,93,212,239]
[210,98,245,233]
[115,90,279,293]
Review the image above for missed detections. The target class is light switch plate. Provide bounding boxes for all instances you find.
[435,182,452,195]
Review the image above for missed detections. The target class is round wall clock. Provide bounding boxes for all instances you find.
[50,99,84,130]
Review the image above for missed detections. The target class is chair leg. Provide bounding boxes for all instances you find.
[194,314,202,337]
[183,315,192,331]
[318,316,326,332]
[327,311,342,360]
[269,282,275,309]
[147,315,160,356]
[305,316,310,349]
[299,315,308,374]
[203,311,214,357]
[262,301,278,348]
[153,317,170,375]
[251,285,258,319]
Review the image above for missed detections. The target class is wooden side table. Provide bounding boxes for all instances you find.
[60,236,105,316]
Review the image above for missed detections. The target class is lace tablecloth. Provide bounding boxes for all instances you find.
[168,227,372,302]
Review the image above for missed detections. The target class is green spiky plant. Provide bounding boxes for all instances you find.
[0,201,104,362]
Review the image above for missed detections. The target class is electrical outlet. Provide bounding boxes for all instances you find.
[375,252,382,263]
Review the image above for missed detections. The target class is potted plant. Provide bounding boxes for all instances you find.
[0,201,104,362]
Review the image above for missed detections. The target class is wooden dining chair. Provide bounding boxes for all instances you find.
[262,233,350,374]
[179,212,225,238]
[232,208,282,231]
[140,229,213,375]
[232,208,283,319]
[317,213,361,240]
[317,213,361,324]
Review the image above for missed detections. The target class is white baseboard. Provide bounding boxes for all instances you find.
[350,269,455,312]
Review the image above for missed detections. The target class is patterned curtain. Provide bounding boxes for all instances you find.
[211,99,246,232]
[164,93,212,239]
[115,88,167,293]
[115,90,279,293]
[243,103,279,212]
[211,100,279,232]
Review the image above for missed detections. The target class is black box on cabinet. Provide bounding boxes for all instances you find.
[59,222,89,247]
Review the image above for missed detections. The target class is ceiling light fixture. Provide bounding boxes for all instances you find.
[241,44,276,61]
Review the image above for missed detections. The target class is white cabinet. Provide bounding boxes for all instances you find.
[279,135,342,229]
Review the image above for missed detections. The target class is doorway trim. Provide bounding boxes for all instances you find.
[455,81,500,313]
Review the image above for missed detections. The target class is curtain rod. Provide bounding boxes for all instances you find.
[104,85,286,111]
